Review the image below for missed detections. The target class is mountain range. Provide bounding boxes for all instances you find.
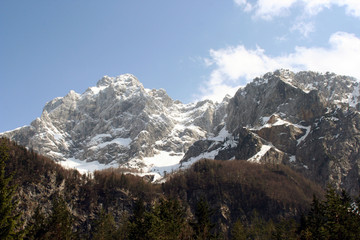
[2,69,360,194]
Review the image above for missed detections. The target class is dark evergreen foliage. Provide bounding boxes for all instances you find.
[45,196,74,240]
[230,220,247,240]
[299,186,360,239]
[90,208,127,240]
[24,207,47,240]
[191,198,216,240]
[0,140,23,239]
[5,138,360,239]
[128,198,192,240]
[26,195,75,240]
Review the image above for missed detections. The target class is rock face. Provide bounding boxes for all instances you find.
[226,70,327,130]
[1,74,228,173]
[180,69,360,194]
[2,69,360,194]
[294,109,360,196]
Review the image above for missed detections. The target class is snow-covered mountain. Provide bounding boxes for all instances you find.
[1,74,228,179]
[2,69,360,193]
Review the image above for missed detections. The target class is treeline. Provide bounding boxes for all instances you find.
[24,187,360,239]
[2,138,360,239]
[229,186,360,239]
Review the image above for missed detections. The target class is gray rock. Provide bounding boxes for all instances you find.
[1,74,227,168]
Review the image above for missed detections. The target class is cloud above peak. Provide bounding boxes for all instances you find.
[235,0,360,19]
[199,32,360,102]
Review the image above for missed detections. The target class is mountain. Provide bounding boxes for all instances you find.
[2,69,360,194]
[181,69,360,195]
[1,74,228,179]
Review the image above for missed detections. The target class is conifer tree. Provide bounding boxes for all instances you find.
[91,209,124,240]
[272,218,298,240]
[44,195,74,240]
[300,186,360,240]
[146,198,189,240]
[246,210,275,240]
[128,198,147,240]
[24,206,47,240]
[0,141,22,239]
[157,198,187,239]
[128,198,191,240]
[230,220,246,240]
[191,198,216,240]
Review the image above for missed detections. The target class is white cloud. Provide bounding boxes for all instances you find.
[234,0,253,12]
[291,20,315,38]
[235,0,360,19]
[286,32,360,75]
[254,0,298,20]
[199,32,360,102]
[275,35,288,42]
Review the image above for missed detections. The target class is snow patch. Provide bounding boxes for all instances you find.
[349,84,360,108]
[89,85,107,95]
[209,126,230,141]
[89,134,112,145]
[180,148,221,169]
[53,134,64,141]
[260,116,271,125]
[97,138,132,149]
[143,151,184,171]
[296,125,311,145]
[59,157,117,175]
[247,145,272,163]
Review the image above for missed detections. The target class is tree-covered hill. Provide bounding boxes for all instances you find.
[5,137,359,239]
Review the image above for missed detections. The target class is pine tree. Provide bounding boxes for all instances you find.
[128,198,147,240]
[246,210,275,240]
[91,209,125,240]
[230,220,246,240]
[191,198,216,240]
[157,198,187,239]
[147,198,189,240]
[43,195,74,240]
[24,207,47,240]
[128,198,192,240]
[272,218,298,240]
[0,140,22,239]
[300,186,360,240]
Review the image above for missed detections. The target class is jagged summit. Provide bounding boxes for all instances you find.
[96,74,140,87]
[179,69,360,194]
[1,73,227,179]
[2,70,360,192]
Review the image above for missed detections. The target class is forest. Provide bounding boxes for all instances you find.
[1,137,360,239]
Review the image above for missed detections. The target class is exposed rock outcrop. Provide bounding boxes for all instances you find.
[1,74,228,172]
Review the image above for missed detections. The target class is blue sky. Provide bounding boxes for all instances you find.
[1,0,360,132]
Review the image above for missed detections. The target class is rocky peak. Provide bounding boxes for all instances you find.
[226,70,327,132]
[292,71,360,110]
[1,74,226,178]
[96,74,141,87]
[147,88,174,108]
[179,70,360,195]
